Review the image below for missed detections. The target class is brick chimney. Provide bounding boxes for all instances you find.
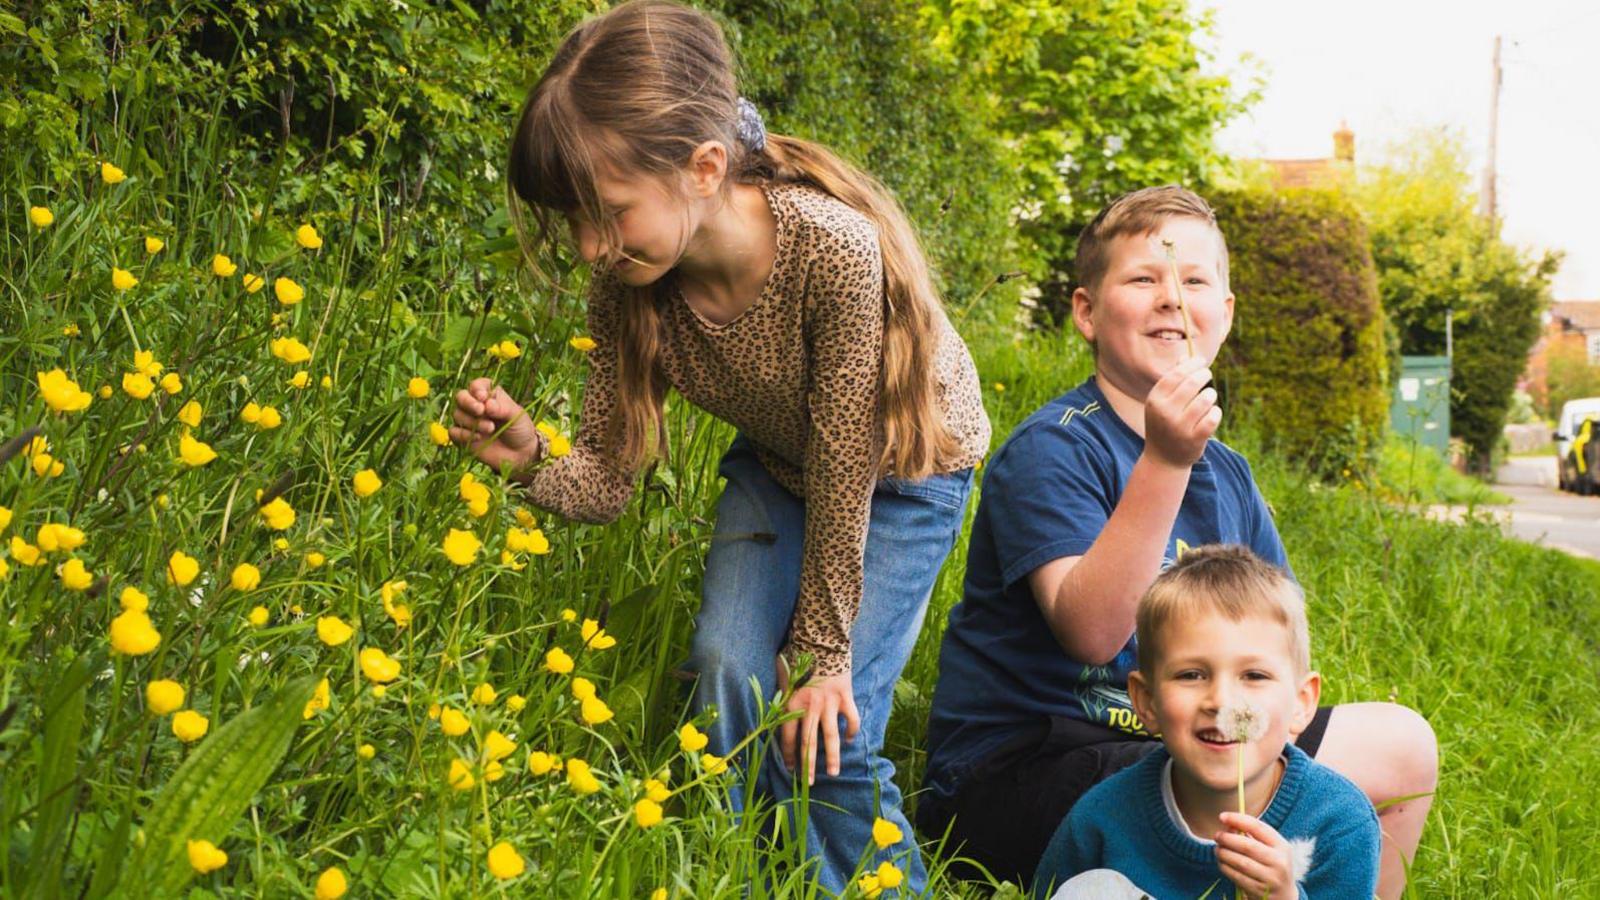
[1333,120,1355,163]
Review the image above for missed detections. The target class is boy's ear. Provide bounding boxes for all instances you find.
[687,140,729,198]
[1288,670,1322,737]
[1071,285,1096,345]
[1128,669,1160,737]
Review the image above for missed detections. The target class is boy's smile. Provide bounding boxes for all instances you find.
[1129,610,1319,822]
[1071,216,1235,405]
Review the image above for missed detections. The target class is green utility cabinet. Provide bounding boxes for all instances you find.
[1391,356,1451,457]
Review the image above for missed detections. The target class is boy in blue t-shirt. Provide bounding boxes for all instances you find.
[917,186,1435,898]
[1031,544,1380,899]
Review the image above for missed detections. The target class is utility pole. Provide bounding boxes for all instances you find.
[1481,35,1502,223]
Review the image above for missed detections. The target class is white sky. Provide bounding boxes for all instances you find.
[1200,0,1600,299]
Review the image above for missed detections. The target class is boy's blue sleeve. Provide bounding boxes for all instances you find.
[988,425,1117,590]
[1301,810,1381,898]
[1030,803,1101,898]
[1236,455,1293,577]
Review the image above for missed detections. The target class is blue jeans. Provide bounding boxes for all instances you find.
[686,436,974,895]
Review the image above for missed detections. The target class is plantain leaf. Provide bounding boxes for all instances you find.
[126,676,317,895]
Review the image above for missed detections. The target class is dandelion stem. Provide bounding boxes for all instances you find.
[1160,239,1198,359]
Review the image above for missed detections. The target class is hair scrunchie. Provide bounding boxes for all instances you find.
[735,96,767,154]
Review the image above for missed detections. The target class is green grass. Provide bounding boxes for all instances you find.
[1375,434,1511,506]
[6,77,1600,900]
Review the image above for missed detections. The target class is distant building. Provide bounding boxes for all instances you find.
[1520,300,1600,409]
[1257,122,1356,190]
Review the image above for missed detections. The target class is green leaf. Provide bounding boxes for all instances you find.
[127,676,318,895]
[23,651,98,898]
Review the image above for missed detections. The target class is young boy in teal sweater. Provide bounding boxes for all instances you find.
[1032,545,1380,899]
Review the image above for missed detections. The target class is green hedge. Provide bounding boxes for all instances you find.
[1211,187,1389,475]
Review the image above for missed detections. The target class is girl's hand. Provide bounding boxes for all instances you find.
[449,378,541,473]
[1215,812,1297,899]
[775,656,860,786]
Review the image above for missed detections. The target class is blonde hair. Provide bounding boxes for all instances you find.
[508,0,963,478]
[1073,185,1230,295]
[1135,544,1309,676]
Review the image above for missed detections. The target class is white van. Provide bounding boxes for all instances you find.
[1555,397,1600,492]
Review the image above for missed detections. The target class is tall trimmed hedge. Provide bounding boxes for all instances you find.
[1211,187,1389,475]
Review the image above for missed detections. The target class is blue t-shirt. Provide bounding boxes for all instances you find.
[1032,744,1381,899]
[923,377,1291,799]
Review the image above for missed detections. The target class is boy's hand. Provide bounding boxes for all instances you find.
[1215,812,1297,899]
[1142,356,1219,469]
[449,378,541,474]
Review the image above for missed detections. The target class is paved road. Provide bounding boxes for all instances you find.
[1485,456,1600,560]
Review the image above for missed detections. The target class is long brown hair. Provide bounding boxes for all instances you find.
[508,0,963,479]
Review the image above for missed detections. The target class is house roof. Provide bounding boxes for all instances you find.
[1552,300,1600,331]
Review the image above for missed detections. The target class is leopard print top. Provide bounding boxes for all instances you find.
[523,182,990,677]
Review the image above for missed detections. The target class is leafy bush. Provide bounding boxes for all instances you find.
[1209,186,1389,475]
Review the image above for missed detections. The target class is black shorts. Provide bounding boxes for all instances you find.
[916,706,1334,887]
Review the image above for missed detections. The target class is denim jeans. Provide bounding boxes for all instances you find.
[686,435,975,895]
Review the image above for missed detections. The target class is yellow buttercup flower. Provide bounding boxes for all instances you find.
[0,505,10,534]
[506,527,550,555]
[211,254,237,277]
[458,473,491,517]
[486,340,522,360]
[560,608,578,623]
[100,162,126,184]
[482,730,517,763]
[506,694,526,712]
[120,586,150,611]
[145,679,185,715]
[352,469,382,497]
[145,236,164,254]
[121,371,155,399]
[316,615,353,646]
[359,647,402,683]
[178,433,217,467]
[230,563,261,591]
[447,758,475,790]
[380,580,411,629]
[259,496,295,530]
[58,558,93,591]
[580,618,617,651]
[314,866,347,899]
[29,205,54,227]
[699,752,728,775]
[177,399,202,427]
[241,401,262,424]
[565,758,601,795]
[296,223,323,249]
[274,277,304,306]
[571,677,596,701]
[62,323,80,337]
[634,797,663,828]
[406,377,430,399]
[428,421,450,446]
[36,369,93,412]
[36,523,86,552]
[645,778,670,803]
[109,609,161,655]
[289,370,310,389]
[270,336,312,365]
[651,890,668,900]
[185,839,227,874]
[439,707,470,737]
[167,550,200,585]
[357,743,375,760]
[172,709,209,742]
[160,372,183,394]
[536,421,572,458]
[133,349,163,377]
[486,841,525,880]
[544,647,574,675]
[320,374,333,389]
[111,268,138,291]
[569,335,597,352]
[472,682,497,706]
[242,272,264,293]
[248,605,269,627]
[679,723,709,754]
[442,528,481,566]
[0,558,9,580]
[303,677,331,719]
[580,694,614,726]
[527,751,558,776]
[871,817,903,849]
[305,551,326,568]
